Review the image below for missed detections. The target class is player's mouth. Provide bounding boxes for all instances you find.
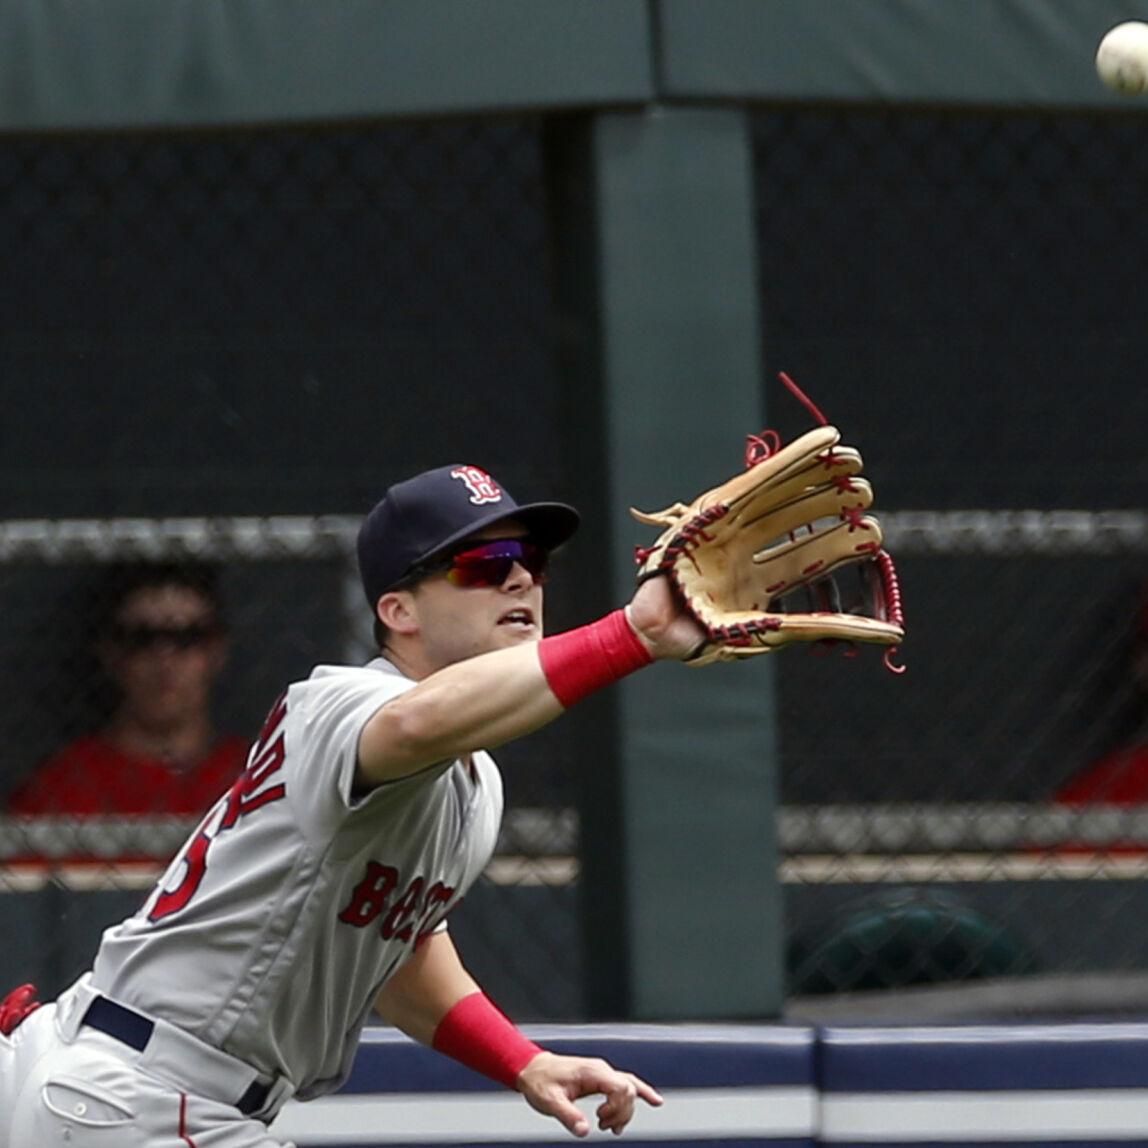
[497,607,536,633]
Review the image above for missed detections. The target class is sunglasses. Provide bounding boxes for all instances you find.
[109,622,220,652]
[418,539,550,589]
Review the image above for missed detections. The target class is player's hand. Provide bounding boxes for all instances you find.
[626,575,706,662]
[516,1051,664,1137]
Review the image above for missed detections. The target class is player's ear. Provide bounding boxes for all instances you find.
[376,590,419,636]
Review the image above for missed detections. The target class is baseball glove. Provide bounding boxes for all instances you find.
[631,377,905,670]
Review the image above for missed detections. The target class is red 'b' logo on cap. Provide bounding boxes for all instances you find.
[450,466,503,505]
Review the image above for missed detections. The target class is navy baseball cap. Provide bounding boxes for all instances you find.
[357,464,580,606]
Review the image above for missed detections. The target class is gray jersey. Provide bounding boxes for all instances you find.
[89,657,503,1100]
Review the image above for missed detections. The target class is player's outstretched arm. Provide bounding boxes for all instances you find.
[357,576,703,786]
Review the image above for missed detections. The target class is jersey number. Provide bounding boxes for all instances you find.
[148,693,289,923]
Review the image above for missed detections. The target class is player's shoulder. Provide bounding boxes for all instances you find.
[304,657,409,687]
[288,657,412,710]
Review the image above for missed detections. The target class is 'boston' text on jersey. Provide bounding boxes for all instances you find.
[338,860,455,944]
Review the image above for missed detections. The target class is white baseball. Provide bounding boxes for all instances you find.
[1096,21,1148,95]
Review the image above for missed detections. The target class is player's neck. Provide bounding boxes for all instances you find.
[103,713,217,767]
[379,642,435,681]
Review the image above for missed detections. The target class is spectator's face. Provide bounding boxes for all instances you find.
[103,585,227,733]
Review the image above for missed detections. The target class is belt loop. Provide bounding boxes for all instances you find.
[236,1077,270,1115]
[252,1075,296,1122]
[54,975,100,1043]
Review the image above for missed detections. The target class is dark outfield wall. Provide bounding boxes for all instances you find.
[4,2,1148,1022]
[5,105,1148,804]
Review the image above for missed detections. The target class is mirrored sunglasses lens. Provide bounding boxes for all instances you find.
[446,541,548,588]
[446,560,511,588]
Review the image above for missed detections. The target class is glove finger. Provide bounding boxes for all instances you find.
[769,612,904,644]
[687,610,904,665]
[732,479,874,555]
[747,516,884,600]
[727,446,865,526]
[711,426,843,520]
[629,500,694,529]
[632,428,856,579]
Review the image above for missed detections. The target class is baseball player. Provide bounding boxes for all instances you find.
[0,463,707,1148]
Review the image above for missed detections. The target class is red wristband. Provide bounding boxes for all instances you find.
[537,609,654,709]
[431,992,543,1089]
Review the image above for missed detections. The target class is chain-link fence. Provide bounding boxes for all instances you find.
[0,520,585,1017]
[756,108,1148,1003]
[0,117,583,1019]
[4,105,1148,1018]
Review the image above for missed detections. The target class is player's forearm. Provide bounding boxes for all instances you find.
[378,934,543,1088]
[374,932,481,1045]
[375,936,542,1092]
[358,610,657,784]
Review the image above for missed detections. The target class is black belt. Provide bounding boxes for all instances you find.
[81,995,272,1116]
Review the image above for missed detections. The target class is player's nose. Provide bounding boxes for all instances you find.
[501,561,539,592]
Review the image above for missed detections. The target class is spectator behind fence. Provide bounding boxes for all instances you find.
[6,562,249,818]
[1056,583,1148,807]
